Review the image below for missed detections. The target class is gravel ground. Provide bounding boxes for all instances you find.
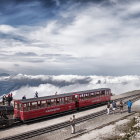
[29,107,137,140]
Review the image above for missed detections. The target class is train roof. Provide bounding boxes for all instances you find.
[15,88,111,103]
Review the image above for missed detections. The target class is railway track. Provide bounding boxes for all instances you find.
[1,94,140,140]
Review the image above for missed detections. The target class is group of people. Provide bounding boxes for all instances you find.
[22,91,39,100]
[106,100,133,115]
[69,100,133,134]
[2,93,13,106]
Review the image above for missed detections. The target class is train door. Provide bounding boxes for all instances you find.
[74,94,79,109]
[14,101,20,119]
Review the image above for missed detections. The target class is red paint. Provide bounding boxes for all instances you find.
[14,88,111,121]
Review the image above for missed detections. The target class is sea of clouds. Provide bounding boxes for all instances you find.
[0,74,140,100]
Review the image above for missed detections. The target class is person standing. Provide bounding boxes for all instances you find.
[70,115,76,134]
[2,96,6,105]
[35,91,38,98]
[7,94,11,106]
[112,101,117,114]
[107,102,111,115]
[22,95,26,100]
[55,92,57,95]
[10,93,13,100]
[119,100,124,113]
[127,100,132,113]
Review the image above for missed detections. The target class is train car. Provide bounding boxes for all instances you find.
[77,88,111,108]
[14,88,111,121]
[14,94,76,121]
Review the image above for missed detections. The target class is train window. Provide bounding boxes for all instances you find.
[47,100,51,107]
[51,99,55,106]
[105,90,108,95]
[75,94,78,99]
[96,92,98,97]
[58,98,60,104]
[80,94,82,100]
[20,104,23,111]
[31,102,38,110]
[37,101,41,108]
[67,97,69,102]
[26,103,31,111]
[69,96,71,101]
[81,94,84,100]
[91,93,93,96]
[101,90,105,96]
[41,100,46,107]
[15,102,22,110]
[56,98,60,105]
[14,102,18,109]
[66,96,70,103]
[83,94,86,99]
[61,98,64,104]
[97,92,100,96]
[22,104,27,111]
[84,94,86,99]
[53,98,56,105]
[69,96,73,102]
[65,97,67,103]
[18,103,21,111]
[82,94,85,100]
[89,93,92,97]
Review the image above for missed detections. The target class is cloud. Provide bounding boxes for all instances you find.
[14,64,20,67]
[0,0,140,75]
[0,74,140,99]
[15,52,38,56]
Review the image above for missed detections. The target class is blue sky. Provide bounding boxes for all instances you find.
[0,0,140,75]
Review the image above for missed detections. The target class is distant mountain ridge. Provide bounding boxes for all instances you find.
[0,73,10,77]
[0,74,92,96]
[0,74,140,98]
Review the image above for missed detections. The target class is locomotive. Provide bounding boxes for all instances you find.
[0,88,111,127]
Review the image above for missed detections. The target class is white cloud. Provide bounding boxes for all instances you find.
[0,25,16,33]
[1,0,140,75]
[5,74,140,99]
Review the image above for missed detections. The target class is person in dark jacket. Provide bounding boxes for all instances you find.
[7,94,11,106]
[22,95,26,100]
[112,101,117,114]
[35,91,38,98]
[2,95,6,105]
[127,100,132,113]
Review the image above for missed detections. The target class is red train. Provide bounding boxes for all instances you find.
[14,88,112,121]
